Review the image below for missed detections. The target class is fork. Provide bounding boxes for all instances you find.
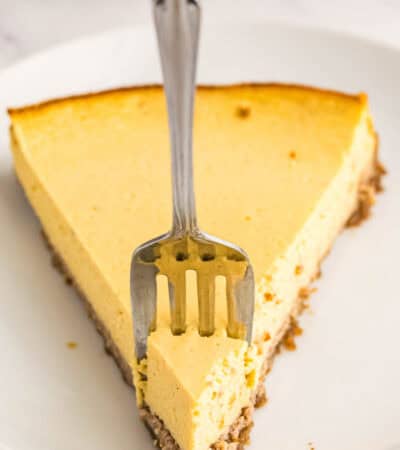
[130,0,255,361]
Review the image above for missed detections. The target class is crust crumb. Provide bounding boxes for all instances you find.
[254,385,268,408]
[299,286,317,311]
[293,323,303,336]
[282,318,303,351]
[374,161,386,192]
[299,286,317,301]
[66,341,78,349]
[51,253,73,285]
[283,335,296,351]
[347,185,375,226]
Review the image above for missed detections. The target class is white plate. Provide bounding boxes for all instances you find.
[0,21,399,450]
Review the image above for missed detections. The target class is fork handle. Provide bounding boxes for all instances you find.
[153,0,200,234]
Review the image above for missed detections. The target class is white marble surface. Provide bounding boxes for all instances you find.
[1,0,400,70]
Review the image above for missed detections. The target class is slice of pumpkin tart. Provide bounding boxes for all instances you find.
[8,84,382,450]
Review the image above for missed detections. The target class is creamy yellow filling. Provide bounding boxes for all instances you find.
[9,85,375,450]
[145,109,375,450]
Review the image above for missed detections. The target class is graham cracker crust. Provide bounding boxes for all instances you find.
[38,153,383,450]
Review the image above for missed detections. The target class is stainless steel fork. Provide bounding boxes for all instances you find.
[130,0,255,360]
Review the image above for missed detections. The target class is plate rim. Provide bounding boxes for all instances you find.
[2,18,400,83]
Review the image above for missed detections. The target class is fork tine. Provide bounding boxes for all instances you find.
[227,265,254,344]
[226,275,240,339]
[168,271,187,334]
[197,272,215,336]
[131,259,158,360]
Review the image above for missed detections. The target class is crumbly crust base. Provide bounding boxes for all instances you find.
[35,149,383,450]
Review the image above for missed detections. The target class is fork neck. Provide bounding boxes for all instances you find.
[153,0,201,235]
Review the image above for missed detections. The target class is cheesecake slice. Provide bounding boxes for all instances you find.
[8,84,382,450]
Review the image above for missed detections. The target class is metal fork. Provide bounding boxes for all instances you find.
[130,0,255,360]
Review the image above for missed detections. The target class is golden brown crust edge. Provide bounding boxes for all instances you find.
[7,82,366,116]
[33,145,384,450]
